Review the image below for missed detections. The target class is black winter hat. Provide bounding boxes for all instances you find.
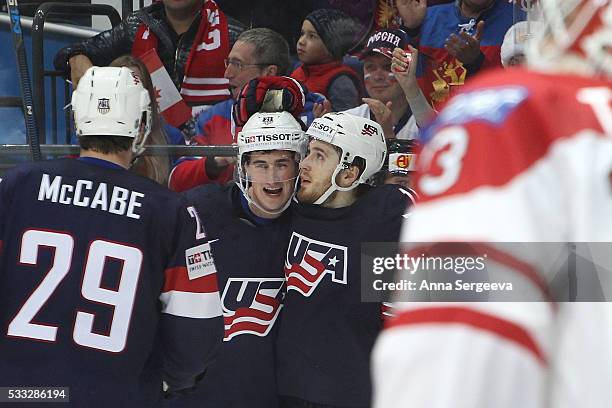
[305,9,357,59]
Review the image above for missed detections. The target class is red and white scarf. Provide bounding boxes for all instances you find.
[132,0,230,105]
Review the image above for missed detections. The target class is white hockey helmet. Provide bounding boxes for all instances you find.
[72,66,152,154]
[237,111,307,214]
[526,0,612,79]
[305,112,387,205]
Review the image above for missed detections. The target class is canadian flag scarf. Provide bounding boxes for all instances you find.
[139,49,192,127]
[132,0,230,105]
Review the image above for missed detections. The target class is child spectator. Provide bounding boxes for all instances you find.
[291,9,362,111]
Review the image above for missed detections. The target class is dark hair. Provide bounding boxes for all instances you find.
[79,135,132,153]
[236,28,290,75]
[351,156,366,178]
[332,144,365,177]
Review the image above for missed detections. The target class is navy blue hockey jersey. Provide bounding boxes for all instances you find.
[164,184,290,408]
[0,158,223,407]
[277,184,409,407]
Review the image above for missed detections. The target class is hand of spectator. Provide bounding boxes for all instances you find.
[396,0,427,29]
[205,156,236,179]
[362,97,394,139]
[444,20,485,65]
[68,54,94,88]
[391,45,420,99]
[313,99,332,119]
[214,156,236,167]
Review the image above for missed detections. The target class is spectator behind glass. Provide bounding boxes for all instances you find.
[396,0,519,109]
[168,28,329,193]
[54,0,242,118]
[110,55,171,185]
[343,29,434,140]
[291,9,362,111]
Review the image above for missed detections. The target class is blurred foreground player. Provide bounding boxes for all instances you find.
[373,1,612,407]
[0,67,223,407]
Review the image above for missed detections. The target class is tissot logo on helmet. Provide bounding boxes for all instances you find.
[311,122,333,133]
[245,133,294,143]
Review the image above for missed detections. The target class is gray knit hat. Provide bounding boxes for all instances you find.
[305,9,357,59]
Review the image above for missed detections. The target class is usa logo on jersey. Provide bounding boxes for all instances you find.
[221,278,284,341]
[284,232,347,297]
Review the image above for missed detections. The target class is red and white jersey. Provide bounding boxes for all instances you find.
[373,68,612,408]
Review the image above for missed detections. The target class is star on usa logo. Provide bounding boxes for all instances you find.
[284,232,348,297]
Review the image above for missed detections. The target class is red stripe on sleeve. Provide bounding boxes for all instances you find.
[387,306,547,366]
[163,266,219,293]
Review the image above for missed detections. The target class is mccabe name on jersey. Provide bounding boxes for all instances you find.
[37,173,145,219]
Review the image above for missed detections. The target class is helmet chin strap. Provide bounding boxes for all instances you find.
[312,164,360,205]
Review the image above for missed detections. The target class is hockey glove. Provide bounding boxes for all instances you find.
[233,76,307,127]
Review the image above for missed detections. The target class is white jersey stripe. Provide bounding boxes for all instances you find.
[182,77,230,85]
[180,88,231,97]
[160,290,222,319]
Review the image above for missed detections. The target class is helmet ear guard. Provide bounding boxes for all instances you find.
[72,66,152,153]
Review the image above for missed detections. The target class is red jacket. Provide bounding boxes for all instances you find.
[291,61,362,97]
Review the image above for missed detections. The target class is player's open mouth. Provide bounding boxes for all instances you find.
[263,187,283,195]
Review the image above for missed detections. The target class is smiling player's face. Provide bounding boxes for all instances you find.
[244,150,298,214]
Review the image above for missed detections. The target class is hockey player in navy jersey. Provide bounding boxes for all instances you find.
[0,66,223,407]
[167,111,306,408]
[277,112,411,408]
